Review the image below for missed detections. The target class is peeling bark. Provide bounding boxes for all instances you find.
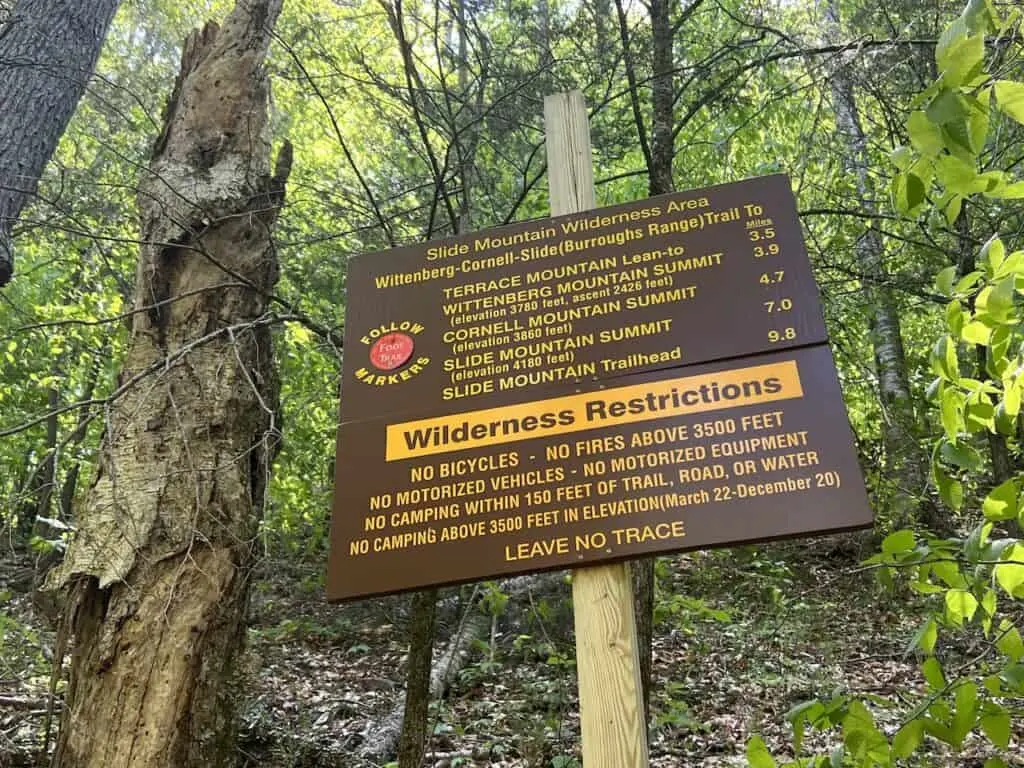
[47,2,290,766]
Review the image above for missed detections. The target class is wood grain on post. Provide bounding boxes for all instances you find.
[543,90,650,768]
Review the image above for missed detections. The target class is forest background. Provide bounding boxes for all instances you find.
[0,0,1023,766]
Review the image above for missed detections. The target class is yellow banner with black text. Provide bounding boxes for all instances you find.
[385,359,803,460]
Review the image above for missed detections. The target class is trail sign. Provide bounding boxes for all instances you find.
[339,174,826,421]
[327,174,873,602]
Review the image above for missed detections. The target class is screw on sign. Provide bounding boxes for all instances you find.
[370,332,415,371]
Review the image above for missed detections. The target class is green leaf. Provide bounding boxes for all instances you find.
[1003,380,1021,418]
[927,87,967,126]
[940,388,964,439]
[882,529,915,554]
[893,171,927,215]
[891,719,924,758]
[980,587,997,633]
[961,320,991,345]
[935,152,980,193]
[980,709,1010,748]
[982,479,1019,520]
[994,80,1024,125]
[891,145,913,171]
[923,656,946,690]
[982,235,1007,275]
[994,543,1024,596]
[935,265,958,295]
[931,335,960,381]
[939,31,984,87]
[965,521,993,562]
[933,559,965,588]
[962,0,997,34]
[924,713,955,744]
[992,180,1024,198]
[935,468,964,511]
[953,682,978,741]
[911,617,939,655]
[984,758,1007,768]
[965,89,991,152]
[995,249,1024,281]
[944,192,964,225]
[989,326,1012,377]
[946,300,966,336]
[908,110,945,156]
[906,172,926,211]
[936,18,970,83]
[945,588,978,625]
[940,440,982,469]
[976,277,1016,323]
[954,270,983,294]
[746,735,776,768]
[995,622,1024,662]
[965,396,995,431]
[842,700,889,762]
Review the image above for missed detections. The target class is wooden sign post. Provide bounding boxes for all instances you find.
[544,90,650,767]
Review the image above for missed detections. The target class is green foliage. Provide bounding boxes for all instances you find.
[0,597,50,684]
[749,3,1024,765]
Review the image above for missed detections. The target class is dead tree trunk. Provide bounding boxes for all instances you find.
[0,0,122,286]
[47,1,290,766]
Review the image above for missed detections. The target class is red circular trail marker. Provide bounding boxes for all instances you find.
[369,332,415,371]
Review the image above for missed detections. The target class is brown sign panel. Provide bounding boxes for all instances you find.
[327,344,872,601]
[340,174,826,423]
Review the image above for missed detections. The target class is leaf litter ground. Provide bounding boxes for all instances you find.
[2,538,1022,766]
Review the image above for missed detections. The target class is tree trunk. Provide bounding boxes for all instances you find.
[824,0,940,533]
[537,0,553,72]
[627,0,677,727]
[649,0,673,197]
[397,588,439,768]
[0,0,122,286]
[392,5,486,758]
[47,2,290,766]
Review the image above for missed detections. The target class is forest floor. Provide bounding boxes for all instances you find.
[1,538,1022,767]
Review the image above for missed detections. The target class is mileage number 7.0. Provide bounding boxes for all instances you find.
[763,298,793,313]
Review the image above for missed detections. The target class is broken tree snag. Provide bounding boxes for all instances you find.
[47,2,290,767]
